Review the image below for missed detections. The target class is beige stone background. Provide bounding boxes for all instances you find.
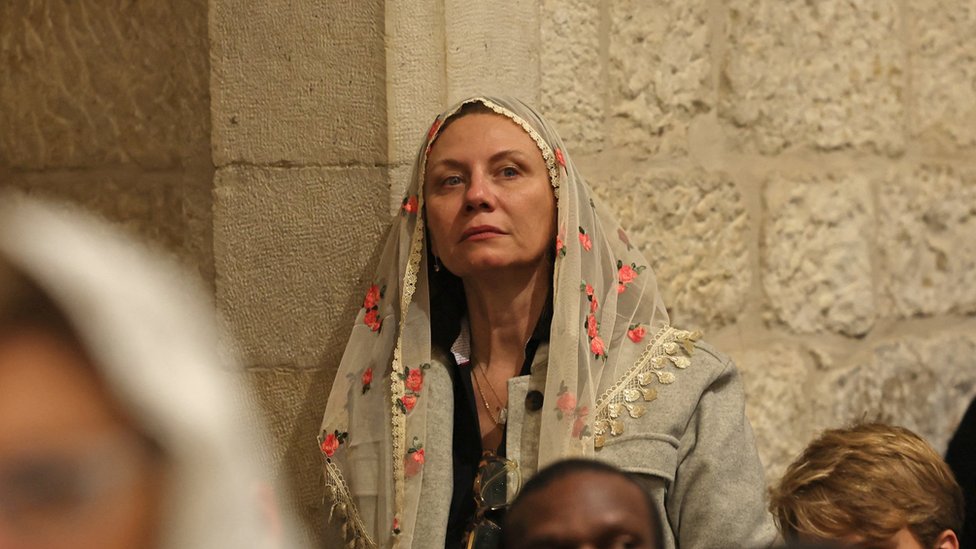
[3,1,976,544]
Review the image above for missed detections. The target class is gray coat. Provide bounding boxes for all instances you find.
[403,338,778,549]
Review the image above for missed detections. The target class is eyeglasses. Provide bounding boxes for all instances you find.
[464,451,521,549]
[0,430,158,545]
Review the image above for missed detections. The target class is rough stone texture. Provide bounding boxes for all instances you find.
[0,0,210,169]
[909,1,976,151]
[591,168,750,331]
[878,165,976,318]
[386,0,446,166]
[720,1,905,155]
[210,0,386,166]
[734,343,818,483]
[821,331,976,454]
[609,0,712,155]
[0,170,213,284]
[243,367,336,532]
[762,174,875,336]
[444,0,541,105]
[214,166,388,369]
[540,0,603,153]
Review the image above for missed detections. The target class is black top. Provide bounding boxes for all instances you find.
[443,310,551,549]
[946,396,976,549]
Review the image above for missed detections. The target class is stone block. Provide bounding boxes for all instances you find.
[0,0,210,169]
[609,0,713,156]
[762,174,875,336]
[592,168,750,331]
[820,331,976,454]
[444,0,541,104]
[733,343,818,483]
[720,1,904,155]
[242,367,336,518]
[385,0,446,165]
[909,1,976,151]
[0,170,212,283]
[540,0,604,153]
[210,0,386,166]
[878,165,976,317]
[213,166,388,369]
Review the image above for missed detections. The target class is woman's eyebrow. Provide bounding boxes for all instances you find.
[426,158,466,171]
[488,149,528,163]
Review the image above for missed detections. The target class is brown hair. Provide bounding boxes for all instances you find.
[0,259,76,339]
[769,422,964,548]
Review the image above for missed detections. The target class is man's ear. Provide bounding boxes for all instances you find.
[933,529,958,549]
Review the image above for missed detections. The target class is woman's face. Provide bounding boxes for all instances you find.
[0,328,163,549]
[424,112,557,279]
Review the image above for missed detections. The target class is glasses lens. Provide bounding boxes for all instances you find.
[477,458,520,510]
[465,518,502,549]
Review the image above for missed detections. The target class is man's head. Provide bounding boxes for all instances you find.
[769,422,964,549]
[502,459,663,549]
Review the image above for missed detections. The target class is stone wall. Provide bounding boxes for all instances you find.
[534,0,976,482]
[5,1,975,544]
[0,1,214,282]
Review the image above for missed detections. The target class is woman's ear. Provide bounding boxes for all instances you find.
[933,529,959,549]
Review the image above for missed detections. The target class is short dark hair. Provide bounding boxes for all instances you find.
[502,458,663,549]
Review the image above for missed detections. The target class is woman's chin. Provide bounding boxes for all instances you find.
[448,256,546,280]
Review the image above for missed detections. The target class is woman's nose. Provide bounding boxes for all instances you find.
[463,170,495,211]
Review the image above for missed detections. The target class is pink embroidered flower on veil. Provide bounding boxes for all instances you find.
[361,367,373,394]
[616,260,646,295]
[321,434,339,457]
[400,393,417,412]
[586,314,598,338]
[557,391,577,415]
[362,284,385,332]
[405,368,424,392]
[401,195,418,215]
[405,438,425,477]
[590,335,606,359]
[578,226,592,251]
[364,284,381,309]
[320,430,348,458]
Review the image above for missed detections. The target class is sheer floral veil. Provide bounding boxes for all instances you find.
[321,96,697,548]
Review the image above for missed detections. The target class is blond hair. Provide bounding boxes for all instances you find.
[769,423,964,547]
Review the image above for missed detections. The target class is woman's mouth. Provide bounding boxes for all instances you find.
[461,225,506,241]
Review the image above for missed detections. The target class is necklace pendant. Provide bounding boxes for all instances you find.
[498,407,508,425]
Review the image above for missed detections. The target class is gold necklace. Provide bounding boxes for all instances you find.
[472,366,507,425]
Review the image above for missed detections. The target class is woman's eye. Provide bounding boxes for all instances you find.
[442,175,462,186]
[500,166,519,178]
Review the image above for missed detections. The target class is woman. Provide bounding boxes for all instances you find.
[0,197,298,548]
[320,97,775,549]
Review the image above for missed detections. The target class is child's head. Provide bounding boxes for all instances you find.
[770,422,964,549]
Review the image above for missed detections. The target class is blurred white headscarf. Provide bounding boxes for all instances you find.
[0,195,300,549]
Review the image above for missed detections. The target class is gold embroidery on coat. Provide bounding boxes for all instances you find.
[592,327,702,449]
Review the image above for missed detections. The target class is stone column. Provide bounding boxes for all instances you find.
[209,0,389,538]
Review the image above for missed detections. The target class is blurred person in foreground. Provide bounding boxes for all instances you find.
[501,459,663,549]
[0,196,299,549]
[769,422,964,549]
[945,397,975,549]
